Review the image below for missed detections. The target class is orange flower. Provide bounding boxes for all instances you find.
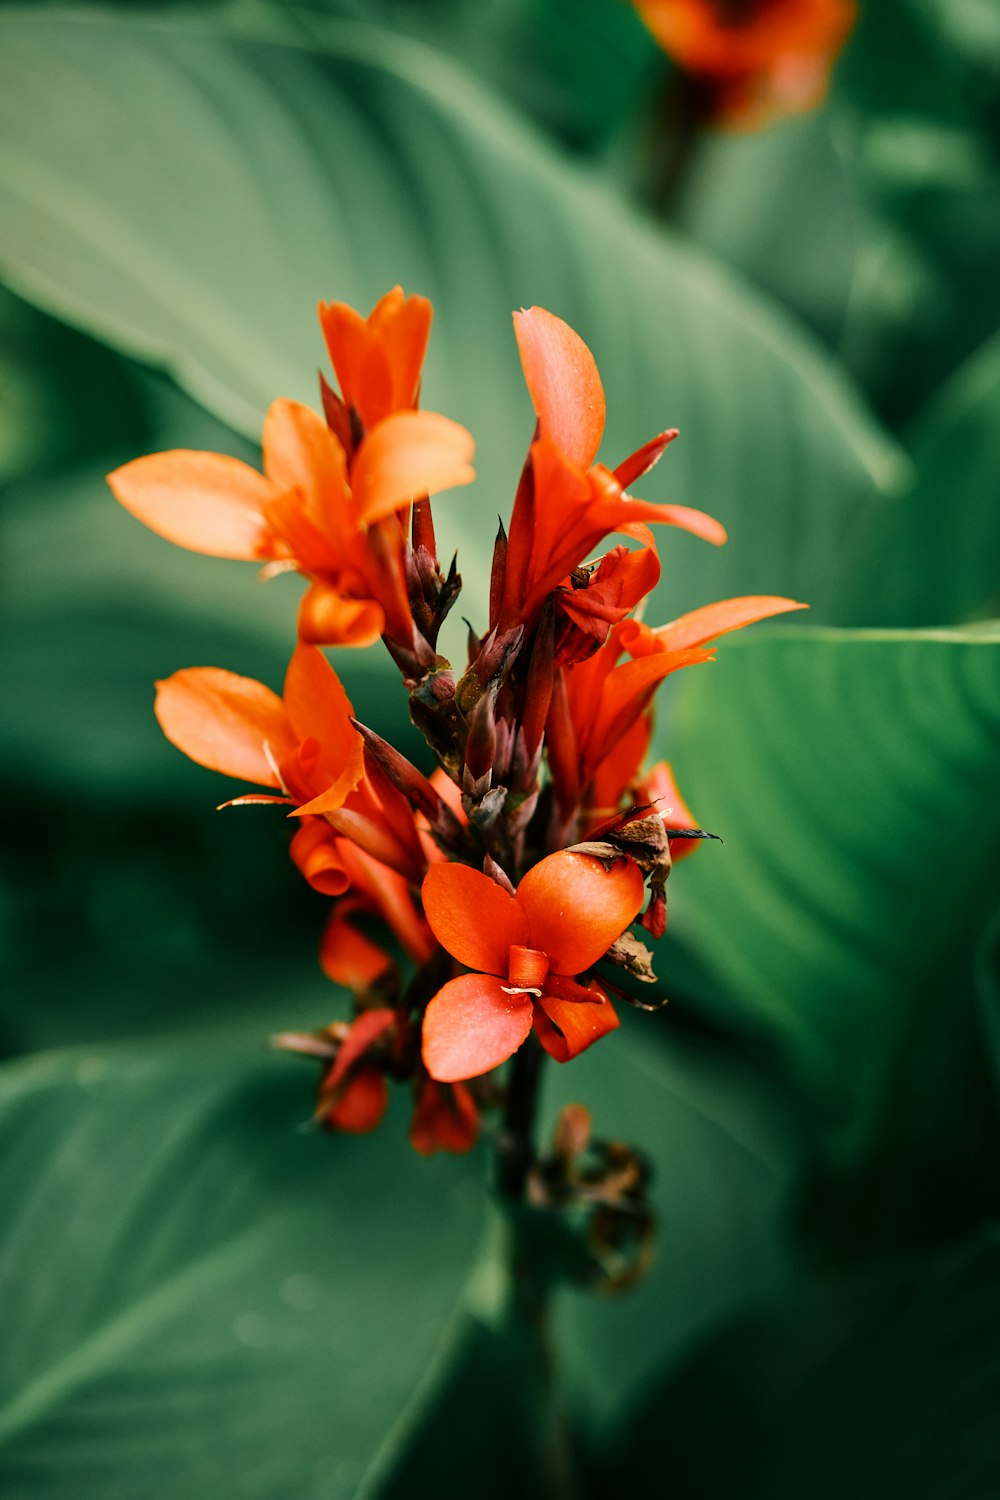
[108,290,475,648]
[154,642,431,902]
[318,285,433,435]
[498,308,725,637]
[635,0,856,129]
[316,1009,397,1134]
[420,851,645,1081]
[549,594,807,824]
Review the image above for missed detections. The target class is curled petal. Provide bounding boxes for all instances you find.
[517,850,645,975]
[154,667,295,787]
[514,307,606,468]
[351,411,475,525]
[422,862,529,975]
[422,973,534,1082]
[108,451,275,560]
[534,979,619,1062]
[290,819,351,896]
[297,584,385,648]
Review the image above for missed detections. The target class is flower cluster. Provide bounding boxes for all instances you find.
[110,287,803,1155]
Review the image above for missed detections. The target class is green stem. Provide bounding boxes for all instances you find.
[497,1037,545,1203]
[648,68,712,221]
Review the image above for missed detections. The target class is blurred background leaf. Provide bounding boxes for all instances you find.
[608,1227,1000,1498]
[0,5,903,632]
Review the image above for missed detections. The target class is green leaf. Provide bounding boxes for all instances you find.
[673,106,859,350]
[0,1045,486,1499]
[844,328,1000,626]
[608,1228,1000,1498]
[832,0,1000,424]
[0,6,903,627]
[657,624,1000,1250]
[0,283,144,486]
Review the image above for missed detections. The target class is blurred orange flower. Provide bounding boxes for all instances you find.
[635,0,857,128]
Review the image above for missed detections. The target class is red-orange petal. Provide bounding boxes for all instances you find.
[517,850,645,976]
[613,429,679,490]
[421,862,529,975]
[583,647,714,781]
[409,1079,479,1156]
[326,1069,390,1133]
[350,411,475,525]
[290,819,351,896]
[592,478,728,548]
[282,642,364,803]
[154,667,295,786]
[534,980,619,1062]
[262,398,350,527]
[297,583,385,648]
[422,973,534,1082]
[514,307,606,468]
[108,451,275,559]
[651,595,809,652]
[327,1007,397,1089]
[319,904,397,991]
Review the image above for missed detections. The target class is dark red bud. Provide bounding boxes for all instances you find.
[489,517,507,633]
[465,686,498,783]
[411,496,437,560]
[351,720,440,821]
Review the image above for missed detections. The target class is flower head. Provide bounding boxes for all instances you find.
[420,851,645,1081]
[153,643,433,949]
[108,290,475,649]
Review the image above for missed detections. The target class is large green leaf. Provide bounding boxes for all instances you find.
[831,0,1000,425]
[657,624,1000,1249]
[0,1028,798,1494]
[0,5,903,629]
[672,105,859,350]
[844,328,1000,627]
[609,1227,1000,1498]
[0,1045,486,1499]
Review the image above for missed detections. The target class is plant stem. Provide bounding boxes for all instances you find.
[649,69,711,221]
